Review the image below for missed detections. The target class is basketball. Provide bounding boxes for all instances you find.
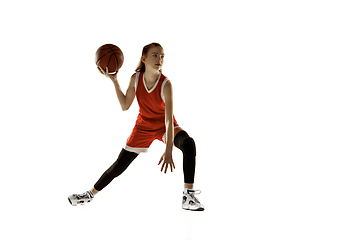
[95,44,124,74]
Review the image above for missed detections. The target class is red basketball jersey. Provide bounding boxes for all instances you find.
[134,72,178,128]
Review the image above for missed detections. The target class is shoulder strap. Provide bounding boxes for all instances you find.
[135,72,142,92]
[161,76,169,103]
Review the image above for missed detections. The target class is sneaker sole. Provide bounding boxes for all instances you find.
[68,198,92,206]
[182,206,205,211]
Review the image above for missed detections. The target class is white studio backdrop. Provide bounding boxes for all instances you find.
[1,0,359,239]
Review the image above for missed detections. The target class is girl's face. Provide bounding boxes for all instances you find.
[142,46,165,72]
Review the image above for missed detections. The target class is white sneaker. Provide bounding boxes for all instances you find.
[182,189,205,211]
[68,190,94,206]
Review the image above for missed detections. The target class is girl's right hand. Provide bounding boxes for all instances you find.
[98,66,118,83]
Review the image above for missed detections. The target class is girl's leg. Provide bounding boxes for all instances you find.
[68,148,138,206]
[93,148,139,192]
[174,130,204,211]
[174,130,196,187]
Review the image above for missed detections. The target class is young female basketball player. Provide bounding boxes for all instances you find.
[68,43,204,211]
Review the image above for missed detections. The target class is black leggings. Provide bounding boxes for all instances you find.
[94,130,196,191]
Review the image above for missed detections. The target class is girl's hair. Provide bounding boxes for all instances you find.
[135,42,163,73]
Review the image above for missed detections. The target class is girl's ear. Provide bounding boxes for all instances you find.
[141,55,146,63]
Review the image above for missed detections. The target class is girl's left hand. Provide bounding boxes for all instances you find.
[158,151,175,174]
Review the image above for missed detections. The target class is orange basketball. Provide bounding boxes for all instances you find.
[95,44,124,74]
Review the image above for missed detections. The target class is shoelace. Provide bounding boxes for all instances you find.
[188,190,201,204]
[75,191,92,200]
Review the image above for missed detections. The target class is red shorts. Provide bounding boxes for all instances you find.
[125,115,180,153]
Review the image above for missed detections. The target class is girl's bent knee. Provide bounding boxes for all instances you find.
[182,137,196,157]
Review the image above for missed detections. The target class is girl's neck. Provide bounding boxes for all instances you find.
[144,70,160,83]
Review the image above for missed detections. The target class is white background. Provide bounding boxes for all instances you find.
[1,0,359,239]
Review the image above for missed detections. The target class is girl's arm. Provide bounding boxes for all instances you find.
[112,73,136,111]
[158,80,175,173]
[99,67,136,111]
[164,80,174,152]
